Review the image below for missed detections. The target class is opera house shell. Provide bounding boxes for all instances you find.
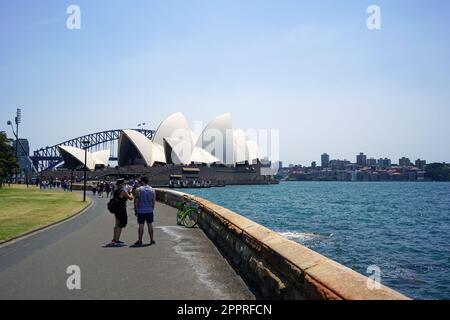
[119,112,260,168]
[57,145,110,171]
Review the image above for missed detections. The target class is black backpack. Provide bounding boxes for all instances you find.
[107,191,120,214]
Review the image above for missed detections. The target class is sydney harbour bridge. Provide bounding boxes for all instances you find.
[30,129,154,172]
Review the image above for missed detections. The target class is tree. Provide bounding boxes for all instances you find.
[0,131,18,187]
[425,163,450,181]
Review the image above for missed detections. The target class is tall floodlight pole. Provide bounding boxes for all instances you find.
[15,108,21,160]
[82,140,90,202]
[7,108,22,183]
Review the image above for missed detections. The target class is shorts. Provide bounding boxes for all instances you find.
[137,213,154,224]
[114,207,128,228]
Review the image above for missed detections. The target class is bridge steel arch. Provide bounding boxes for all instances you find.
[31,129,154,172]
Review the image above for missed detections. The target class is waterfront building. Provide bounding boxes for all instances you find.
[345,162,357,171]
[356,152,367,167]
[377,158,392,169]
[367,158,377,167]
[321,153,330,168]
[330,159,351,170]
[335,170,347,181]
[399,157,412,167]
[417,171,426,181]
[415,159,427,170]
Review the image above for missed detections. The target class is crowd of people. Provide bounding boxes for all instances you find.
[92,180,113,198]
[39,178,73,191]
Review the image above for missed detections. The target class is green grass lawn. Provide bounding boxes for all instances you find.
[0,185,90,242]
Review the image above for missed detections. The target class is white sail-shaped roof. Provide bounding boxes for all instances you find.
[58,145,96,171]
[164,137,218,165]
[189,147,220,164]
[196,113,233,165]
[190,130,198,146]
[92,150,110,166]
[163,137,192,165]
[119,129,165,167]
[153,112,193,148]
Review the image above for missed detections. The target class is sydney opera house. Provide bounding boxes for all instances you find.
[56,113,277,187]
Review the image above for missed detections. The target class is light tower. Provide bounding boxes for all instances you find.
[14,108,22,159]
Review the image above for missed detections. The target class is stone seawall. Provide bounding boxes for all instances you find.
[155,188,410,300]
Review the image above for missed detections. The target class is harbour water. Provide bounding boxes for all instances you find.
[179,181,450,300]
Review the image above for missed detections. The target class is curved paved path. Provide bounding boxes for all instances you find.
[0,195,254,300]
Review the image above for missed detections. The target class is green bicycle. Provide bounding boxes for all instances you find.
[176,201,200,228]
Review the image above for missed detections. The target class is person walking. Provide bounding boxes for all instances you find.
[105,181,111,198]
[133,176,156,246]
[109,178,133,246]
[109,181,115,198]
[98,181,104,198]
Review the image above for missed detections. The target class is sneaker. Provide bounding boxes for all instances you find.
[106,241,119,247]
[150,240,156,245]
[134,241,143,246]
[112,240,124,244]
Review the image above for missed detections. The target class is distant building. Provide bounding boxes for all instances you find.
[311,161,317,168]
[417,171,426,181]
[377,158,392,169]
[415,159,426,170]
[330,159,351,170]
[356,152,367,167]
[321,153,330,168]
[367,158,377,167]
[13,138,33,177]
[399,157,411,167]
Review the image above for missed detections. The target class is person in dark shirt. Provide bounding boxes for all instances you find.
[110,178,133,246]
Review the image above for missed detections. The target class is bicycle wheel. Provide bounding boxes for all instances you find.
[176,209,183,226]
[182,208,199,228]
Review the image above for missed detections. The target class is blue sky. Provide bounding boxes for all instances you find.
[1,0,449,165]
